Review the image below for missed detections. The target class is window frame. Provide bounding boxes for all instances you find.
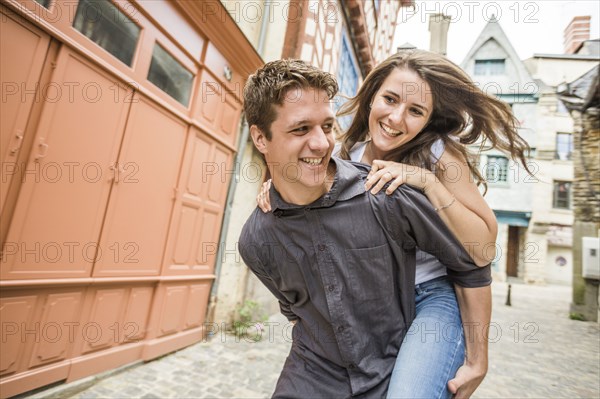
[474,59,506,76]
[72,0,143,68]
[334,32,360,132]
[146,40,195,107]
[552,180,572,210]
[555,132,573,161]
[485,155,509,184]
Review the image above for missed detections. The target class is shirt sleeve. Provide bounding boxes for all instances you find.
[238,226,299,321]
[373,185,491,288]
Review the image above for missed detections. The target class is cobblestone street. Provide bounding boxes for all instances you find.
[23,281,600,399]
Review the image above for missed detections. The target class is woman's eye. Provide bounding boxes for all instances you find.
[383,95,395,104]
[410,108,424,116]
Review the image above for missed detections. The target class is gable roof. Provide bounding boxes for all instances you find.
[460,17,535,85]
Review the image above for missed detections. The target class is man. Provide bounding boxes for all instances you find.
[238,59,490,398]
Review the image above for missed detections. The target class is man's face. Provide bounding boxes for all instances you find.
[251,87,335,205]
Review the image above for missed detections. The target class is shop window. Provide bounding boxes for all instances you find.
[555,132,573,161]
[485,155,508,183]
[335,34,359,132]
[73,0,140,67]
[147,43,194,106]
[553,181,571,209]
[474,59,505,76]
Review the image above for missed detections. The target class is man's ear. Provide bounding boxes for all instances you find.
[250,125,268,155]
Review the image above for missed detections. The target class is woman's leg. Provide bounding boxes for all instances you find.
[386,277,465,399]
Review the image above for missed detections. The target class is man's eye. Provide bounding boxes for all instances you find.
[292,126,308,133]
[322,124,333,132]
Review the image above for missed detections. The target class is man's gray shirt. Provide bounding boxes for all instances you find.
[239,158,491,398]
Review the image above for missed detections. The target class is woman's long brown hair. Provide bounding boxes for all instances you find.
[337,49,531,192]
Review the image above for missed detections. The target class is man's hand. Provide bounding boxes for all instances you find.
[447,361,487,399]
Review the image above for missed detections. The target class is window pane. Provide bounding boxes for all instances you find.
[486,156,508,183]
[34,0,51,8]
[557,100,568,114]
[555,133,573,160]
[474,59,505,76]
[148,44,194,106]
[335,36,359,132]
[73,0,140,66]
[553,181,571,209]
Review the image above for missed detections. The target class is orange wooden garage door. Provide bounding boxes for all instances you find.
[0,1,255,397]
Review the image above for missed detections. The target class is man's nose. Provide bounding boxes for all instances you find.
[308,127,329,152]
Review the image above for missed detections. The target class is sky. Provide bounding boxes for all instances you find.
[393,1,600,64]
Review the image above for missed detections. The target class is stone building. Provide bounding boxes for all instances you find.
[460,16,537,282]
[461,16,599,286]
[558,65,600,322]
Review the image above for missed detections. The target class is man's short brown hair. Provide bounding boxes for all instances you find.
[243,59,338,140]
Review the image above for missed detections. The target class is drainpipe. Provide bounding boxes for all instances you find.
[206,119,249,325]
[207,0,270,325]
[256,0,271,58]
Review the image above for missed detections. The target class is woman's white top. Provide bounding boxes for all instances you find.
[333,140,447,285]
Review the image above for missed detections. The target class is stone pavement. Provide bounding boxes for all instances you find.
[23,281,600,399]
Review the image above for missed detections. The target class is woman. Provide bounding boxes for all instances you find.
[258,50,530,398]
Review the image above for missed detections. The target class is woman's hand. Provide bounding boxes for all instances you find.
[365,160,436,195]
[257,179,272,213]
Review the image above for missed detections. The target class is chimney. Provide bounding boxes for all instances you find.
[429,13,451,56]
[564,16,590,54]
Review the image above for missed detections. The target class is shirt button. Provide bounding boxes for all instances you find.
[328,285,335,292]
[318,244,326,251]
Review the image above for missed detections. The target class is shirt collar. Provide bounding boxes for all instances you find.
[270,157,367,212]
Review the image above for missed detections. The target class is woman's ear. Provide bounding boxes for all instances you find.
[250,125,268,154]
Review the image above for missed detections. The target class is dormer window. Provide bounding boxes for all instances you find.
[474,59,505,75]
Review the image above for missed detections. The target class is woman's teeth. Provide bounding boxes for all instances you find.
[381,123,402,137]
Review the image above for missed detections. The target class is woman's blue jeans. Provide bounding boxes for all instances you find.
[387,276,465,399]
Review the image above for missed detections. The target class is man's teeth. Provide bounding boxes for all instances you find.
[381,123,402,137]
[300,158,323,165]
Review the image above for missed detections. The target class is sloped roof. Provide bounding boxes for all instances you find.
[397,42,417,50]
[460,16,535,85]
[558,65,599,111]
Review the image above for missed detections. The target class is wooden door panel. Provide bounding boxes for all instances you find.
[0,13,50,214]
[157,285,187,337]
[183,283,210,330]
[28,291,83,368]
[1,48,131,279]
[0,295,37,376]
[80,288,127,354]
[162,128,232,275]
[92,96,187,277]
[193,70,242,148]
[122,286,153,342]
[507,226,519,277]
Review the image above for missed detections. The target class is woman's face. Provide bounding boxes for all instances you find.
[368,67,433,156]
